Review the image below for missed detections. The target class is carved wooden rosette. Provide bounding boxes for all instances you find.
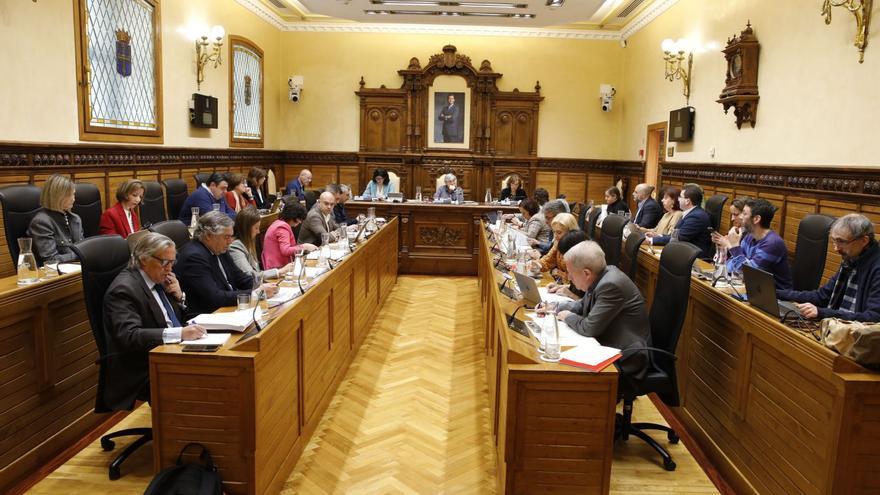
[418,225,464,247]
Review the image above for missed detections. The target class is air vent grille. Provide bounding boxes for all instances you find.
[267,0,287,8]
[617,0,645,18]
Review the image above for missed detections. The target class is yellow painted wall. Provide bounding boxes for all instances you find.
[0,0,281,148]
[618,0,880,167]
[276,32,626,158]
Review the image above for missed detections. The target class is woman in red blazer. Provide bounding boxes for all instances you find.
[225,172,256,213]
[99,179,144,238]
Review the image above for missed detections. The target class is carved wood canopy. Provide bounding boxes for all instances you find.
[356,45,543,156]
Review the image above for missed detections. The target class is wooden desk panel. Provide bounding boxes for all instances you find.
[478,224,616,495]
[150,219,398,495]
[347,201,518,275]
[636,248,880,495]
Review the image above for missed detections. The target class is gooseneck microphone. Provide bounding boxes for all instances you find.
[251,289,264,333]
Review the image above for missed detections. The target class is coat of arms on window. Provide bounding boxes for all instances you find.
[115,29,132,77]
[244,75,252,106]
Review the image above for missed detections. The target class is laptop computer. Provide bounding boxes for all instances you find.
[742,265,800,319]
[514,271,543,307]
[269,197,283,214]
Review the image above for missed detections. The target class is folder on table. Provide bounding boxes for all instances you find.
[559,345,621,372]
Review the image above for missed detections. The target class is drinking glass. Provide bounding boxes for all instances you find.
[190,207,200,228]
[16,238,39,285]
[671,229,680,242]
[485,188,493,204]
[540,315,561,362]
[496,210,503,228]
[646,235,655,254]
[321,232,331,247]
[237,293,252,310]
[415,186,422,202]
[624,211,632,220]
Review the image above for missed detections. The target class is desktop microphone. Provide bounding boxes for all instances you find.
[297,265,306,295]
[251,289,264,333]
[506,304,525,327]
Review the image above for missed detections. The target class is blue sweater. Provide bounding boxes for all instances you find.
[178,186,236,224]
[726,231,792,290]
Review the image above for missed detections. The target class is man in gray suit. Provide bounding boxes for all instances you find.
[298,191,340,246]
[555,240,650,379]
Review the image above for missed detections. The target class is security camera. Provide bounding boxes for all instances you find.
[601,95,613,112]
[288,75,303,103]
[599,84,616,112]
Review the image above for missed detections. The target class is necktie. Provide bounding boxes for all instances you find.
[216,256,233,290]
[154,284,182,327]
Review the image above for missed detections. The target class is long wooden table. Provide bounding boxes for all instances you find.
[149,218,398,495]
[478,223,617,495]
[635,247,880,495]
[347,200,518,275]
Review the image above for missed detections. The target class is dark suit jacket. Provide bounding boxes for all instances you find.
[439,103,460,138]
[334,203,356,226]
[298,207,339,245]
[247,180,270,209]
[500,187,527,201]
[559,265,651,379]
[178,186,236,224]
[102,266,184,411]
[99,202,141,238]
[634,197,663,229]
[174,239,253,316]
[652,206,712,258]
[607,199,630,216]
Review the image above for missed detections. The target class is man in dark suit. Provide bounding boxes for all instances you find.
[328,183,356,226]
[632,183,663,229]
[174,211,276,316]
[178,172,235,225]
[438,94,460,143]
[646,183,712,258]
[555,240,650,379]
[299,191,340,246]
[102,233,206,410]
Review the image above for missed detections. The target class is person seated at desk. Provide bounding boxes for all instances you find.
[712,198,792,290]
[727,197,746,237]
[528,200,568,255]
[27,173,85,265]
[328,183,356,226]
[646,184,712,258]
[546,229,590,299]
[230,206,294,280]
[298,191,340,246]
[500,173,527,202]
[513,198,551,244]
[528,213,579,284]
[362,168,396,199]
[632,183,663,230]
[99,179,143,238]
[174,211,275,316]
[434,173,464,203]
[262,201,317,270]
[286,168,312,201]
[605,186,630,216]
[225,172,255,213]
[102,233,206,409]
[778,213,880,322]
[641,186,682,236]
[247,167,270,210]
[178,172,235,225]
[555,240,651,379]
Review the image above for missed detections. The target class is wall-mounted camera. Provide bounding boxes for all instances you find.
[288,75,303,103]
[599,83,616,112]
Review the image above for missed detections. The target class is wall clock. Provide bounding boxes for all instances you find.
[717,22,760,129]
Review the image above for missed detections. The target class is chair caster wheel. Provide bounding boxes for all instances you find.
[101,438,115,451]
[663,458,676,471]
[109,466,121,480]
[668,431,680,444]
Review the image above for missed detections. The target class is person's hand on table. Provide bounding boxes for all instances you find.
[300,243,318,252]
[645,231,657,239]
[546,282,561,293]
[181,324,207,341]
[261,283,279,298]
[795,302,818,319]
[556,310,572,321]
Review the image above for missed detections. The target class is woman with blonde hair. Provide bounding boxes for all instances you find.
[99,179,144,238]
[529,212,580,283]
[229,206,294,280]
[27,174,84,264]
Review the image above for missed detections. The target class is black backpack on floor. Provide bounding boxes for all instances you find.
[144,443,223,495]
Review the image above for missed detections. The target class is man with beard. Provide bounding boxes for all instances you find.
[712,198,792,290]
[777,213,880,322]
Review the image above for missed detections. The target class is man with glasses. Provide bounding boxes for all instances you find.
[102,233,206,410]
[778,213,880,322]
[175,211,276,315]
[645,183,712,258]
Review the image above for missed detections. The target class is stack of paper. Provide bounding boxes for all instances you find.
[45,263,82,274]
[525,313,598,348]
[188,309,255,332]
[559,344,621,372]
[537,287,574,304]
[181,333,231,346]
[267,287,302,306]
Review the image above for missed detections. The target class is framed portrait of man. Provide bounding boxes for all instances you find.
[427,76,470,150]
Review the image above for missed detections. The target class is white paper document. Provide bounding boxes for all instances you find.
[188,309,255,332]
[181,333,231,346]
[267,287,302,306]
[526,313,599,348]
[537,287,574,304]
[45,263,82,274]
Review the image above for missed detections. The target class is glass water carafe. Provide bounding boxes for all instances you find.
[17,238,39,285]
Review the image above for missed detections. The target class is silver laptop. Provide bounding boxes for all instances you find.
[742,265,799,319]
[514,271,543,307]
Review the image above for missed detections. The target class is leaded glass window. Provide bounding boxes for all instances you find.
[230,37,263,148]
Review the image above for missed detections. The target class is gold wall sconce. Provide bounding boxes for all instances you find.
[822,0,872,63]
[195,25,225,90]
[661,38,693,104]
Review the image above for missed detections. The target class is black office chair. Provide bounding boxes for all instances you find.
[617,241,702,472]
[70,235,152,480]
[72,182,103,238]
[0,184,42,264]
[586,207,602,240]
[304,190,317,211]
[621,231,646,281]
[161,179,188,221]
[577,204,590,231]
[194,172,214,187]
[598,214,628,267]
[150,220,191,251]
[139,181,166,227]
[703,194,728,232]
[792,214,836,291]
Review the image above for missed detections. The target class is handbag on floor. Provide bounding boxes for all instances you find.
[144,443,224,495]
[821,318,880,369]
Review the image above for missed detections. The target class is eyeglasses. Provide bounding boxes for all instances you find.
[151,255,176,267]
[831,235,864,246]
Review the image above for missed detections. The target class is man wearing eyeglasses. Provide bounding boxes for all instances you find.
[102,232,206,410]
[778,213,880,322]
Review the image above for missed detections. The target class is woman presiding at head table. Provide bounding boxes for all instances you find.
[500,173,527,202]
[528,212,580,284]
[262,201,317,270]
[229,206,295,280]
[27,174,84,265]
[99,179,144,238]
[362,168,396,199]
[434,173,464,203]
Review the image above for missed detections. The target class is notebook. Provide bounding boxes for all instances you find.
[559,345,622,372]
[188,309,256,332]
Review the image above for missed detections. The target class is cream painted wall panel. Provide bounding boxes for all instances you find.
[277,33,625,158]
[619,0,880,167]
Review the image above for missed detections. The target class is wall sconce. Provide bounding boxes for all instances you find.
[195,25,225,90]
[821,0,872,63]
[661,38,693,104]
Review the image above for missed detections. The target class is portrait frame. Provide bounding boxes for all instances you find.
[427,76,470,150]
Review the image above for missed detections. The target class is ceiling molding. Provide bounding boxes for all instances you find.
[236,0,678,40]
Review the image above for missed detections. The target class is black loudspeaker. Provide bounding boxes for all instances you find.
[668,106,695,142]
[190,93,218,129]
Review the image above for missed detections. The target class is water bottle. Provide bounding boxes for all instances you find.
[415,186,422,202]
[16,238,39,285]
[539,302,561,362]
[485,188,493,204]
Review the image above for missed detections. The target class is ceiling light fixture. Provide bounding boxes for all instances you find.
[371,1,528,8]
[365,9,533,18]
[546,0,565,7]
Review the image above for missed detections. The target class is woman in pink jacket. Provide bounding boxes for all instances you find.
[262,201,317,269]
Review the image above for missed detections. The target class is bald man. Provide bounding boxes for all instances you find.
[298,191,340,246]
[632,183,663,229]
[285,169,312,201]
